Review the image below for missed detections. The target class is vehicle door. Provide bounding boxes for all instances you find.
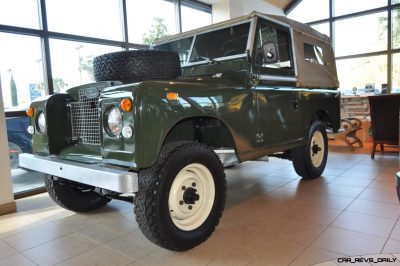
[252,18,303,148]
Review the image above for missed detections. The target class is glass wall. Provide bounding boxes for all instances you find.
[287,0,399,95]
[126,0,177,44]
[287,0,329,23]
[46,0,123,41]
[334,0,386,16]
[0,0,212,196]
[393,53,400,93]
[0,0,40,29]
[50,40,121,91]
[334,12,387,57]
[182,4,213,32]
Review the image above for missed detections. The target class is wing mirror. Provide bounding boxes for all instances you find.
[262,42,279,64]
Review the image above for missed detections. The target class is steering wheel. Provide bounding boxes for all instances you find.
[222,49,237,57]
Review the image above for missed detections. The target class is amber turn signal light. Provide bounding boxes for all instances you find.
[120,98,132,112]
[166,92,179,101]
[26,108,34,117]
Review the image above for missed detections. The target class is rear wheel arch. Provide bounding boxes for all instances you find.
[314,110,333,130]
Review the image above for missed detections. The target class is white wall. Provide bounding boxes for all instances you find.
[0,85,16,212]
[212,0,284,23]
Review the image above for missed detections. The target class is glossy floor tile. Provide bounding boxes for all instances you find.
[0,150,398,266]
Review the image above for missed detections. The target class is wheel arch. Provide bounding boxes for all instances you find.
[313,109,334,130]
[162,116,238,153]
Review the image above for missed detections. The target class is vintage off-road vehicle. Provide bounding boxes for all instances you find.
[20,12,340,251]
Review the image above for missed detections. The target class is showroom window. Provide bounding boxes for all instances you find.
[335,12,387,57]
[393,8,400,49]
[334,0,386,17]
[0,0,40,29]
[287,0,329,23]
[126,0,177,44]
[0,0,212,197]
[336,55,388,94]
[393,53,400,93]
[50,40,122,91]
[311,23,330,37]
[46,0,123,41]
[181,1,213,32]
[287,0,400,94]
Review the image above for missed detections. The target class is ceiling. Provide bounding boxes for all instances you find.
[199,0,298,11]
[265,0,296,10]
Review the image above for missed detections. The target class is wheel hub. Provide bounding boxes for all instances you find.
[183,187,200,205]
[312,143,322,155]
[168,163,215,231]
[310,131,325,167]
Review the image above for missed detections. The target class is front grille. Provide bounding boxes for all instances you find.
[71,88,101,145]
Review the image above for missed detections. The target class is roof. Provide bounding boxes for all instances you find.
[154,11,331,45]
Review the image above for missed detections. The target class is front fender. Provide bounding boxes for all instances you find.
[134,79,255,169]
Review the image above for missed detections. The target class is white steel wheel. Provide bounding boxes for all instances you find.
[310,131,324,168]
[168,163,215,231]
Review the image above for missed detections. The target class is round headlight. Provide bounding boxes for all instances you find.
[37,112,47,133]
[107,107,123,136]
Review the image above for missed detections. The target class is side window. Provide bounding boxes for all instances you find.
[255,21,293,73]
[304,43,324,65]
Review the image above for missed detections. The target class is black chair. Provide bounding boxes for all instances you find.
[368,94,400,159]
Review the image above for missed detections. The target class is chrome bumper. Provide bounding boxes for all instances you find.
[19,154,138,193]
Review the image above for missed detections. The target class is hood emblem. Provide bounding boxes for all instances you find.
[85,88,99,98]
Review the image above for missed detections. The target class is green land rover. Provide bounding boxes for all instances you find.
[20,12,340,251]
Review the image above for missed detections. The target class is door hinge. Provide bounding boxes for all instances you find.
[255,133,264,143]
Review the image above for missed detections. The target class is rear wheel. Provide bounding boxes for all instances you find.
[291,120,328,179]
[45,175,111,212]
[134,142,226,251]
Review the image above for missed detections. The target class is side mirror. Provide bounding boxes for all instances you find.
[262,42,279,64]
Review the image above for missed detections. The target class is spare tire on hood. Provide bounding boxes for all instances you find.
[93,50,182,84]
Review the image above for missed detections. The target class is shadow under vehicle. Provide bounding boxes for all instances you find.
[19,11,340,251]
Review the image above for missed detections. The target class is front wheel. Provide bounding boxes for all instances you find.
[134,142,226,251]
[291,120,328,179]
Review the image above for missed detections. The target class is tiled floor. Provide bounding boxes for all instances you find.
[0,147,398,266]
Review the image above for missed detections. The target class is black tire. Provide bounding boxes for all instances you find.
[134,142,226,251]
[45,175,111,212]
[291,120,328,179]
[93,50,181,83]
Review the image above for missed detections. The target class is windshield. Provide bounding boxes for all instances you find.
[154,36,193,65]
[189,23,250,63]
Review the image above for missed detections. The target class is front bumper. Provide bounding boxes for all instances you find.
[19,153,138,193]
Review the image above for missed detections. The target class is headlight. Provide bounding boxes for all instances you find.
[107,107,123,136]
[37,112,47,133]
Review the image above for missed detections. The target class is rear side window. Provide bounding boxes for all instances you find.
[304,43,324,65]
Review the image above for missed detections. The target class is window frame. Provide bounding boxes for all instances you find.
[252,17,296,79]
